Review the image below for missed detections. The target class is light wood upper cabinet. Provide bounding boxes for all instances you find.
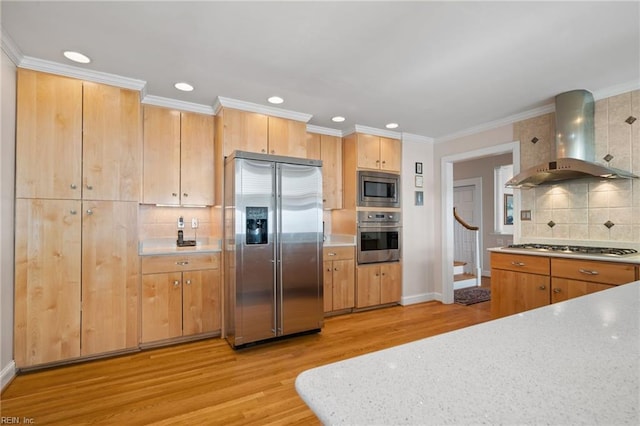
[268,116,307,157]
[356,133,401,172]
[83,83,142,201]
[16,69,83,199]
[220,108,269,157]
[306,133,343,210]
[143,106,215,206]
[14,199,82,367]
[81,201,139,356]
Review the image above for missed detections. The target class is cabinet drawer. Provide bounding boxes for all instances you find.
[491,252,550,275]
[324,246,355,261]
[141,253,219,274]
[551,258,635,285]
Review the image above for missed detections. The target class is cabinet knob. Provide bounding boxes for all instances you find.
[183,193,188,197]
[86,209,93,215]
[382,160,386,164]
[376,160,380,164]
[334,267,338,271]
[86,184,93,190]
[70,210,77,215]
[553,288,562,293]
[173,280,180,287]
[381,272,386,276]
[261,149,266,153]
[538,285,546,290]
[326,268,331,272]
[70,183,77,189]
[172,193,178,197]
[185,279,191,285]
[270,150,275,154]
[375,273,379,277]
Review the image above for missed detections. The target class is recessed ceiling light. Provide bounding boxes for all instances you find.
[332,116,346,123]
[385,123,399,129]
[63,50,91,64]
[267,96,284,104]
[174,82,194,92]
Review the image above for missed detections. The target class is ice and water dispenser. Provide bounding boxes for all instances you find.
[246,207,268,245]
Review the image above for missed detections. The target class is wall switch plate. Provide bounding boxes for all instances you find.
[191,218,199,229]
[520,210,532,221]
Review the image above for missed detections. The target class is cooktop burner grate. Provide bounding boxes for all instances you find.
[506,244,638,257]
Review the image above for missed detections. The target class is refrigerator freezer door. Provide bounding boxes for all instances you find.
[235,158,276,345]
[277,162,323,335]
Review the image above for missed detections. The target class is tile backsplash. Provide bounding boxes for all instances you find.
[139,205,222,241]
[516,90,639,245]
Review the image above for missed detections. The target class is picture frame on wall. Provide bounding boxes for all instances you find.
[415,162,422,174]
[504,194,514,225]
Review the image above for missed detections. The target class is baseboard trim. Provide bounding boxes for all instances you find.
[400,292,438,306]
[1,360,16,391]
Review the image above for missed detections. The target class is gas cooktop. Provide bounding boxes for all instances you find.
[505,243,638,257]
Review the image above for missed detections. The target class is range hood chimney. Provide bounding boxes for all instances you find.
[506,89,638,188]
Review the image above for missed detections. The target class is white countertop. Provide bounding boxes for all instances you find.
[139,238,222,255]
[488,246,640,264]
[323,234,356,247]
[296,282,640,425]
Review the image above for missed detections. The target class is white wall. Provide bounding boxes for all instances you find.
[400,134,436,304]
[1,50,17,389]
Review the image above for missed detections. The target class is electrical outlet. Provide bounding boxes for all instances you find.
[177,216,185,229]
[191,218,199,229]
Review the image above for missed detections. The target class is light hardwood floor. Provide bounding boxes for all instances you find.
[1,298,491,425]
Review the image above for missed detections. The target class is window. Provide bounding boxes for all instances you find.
[494,164,513,234]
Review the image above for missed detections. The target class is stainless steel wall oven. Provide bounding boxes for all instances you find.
[357,211,401,264]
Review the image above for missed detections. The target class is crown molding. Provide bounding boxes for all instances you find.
[435,103,555,143]
[342,124,402,139]
[215,96,312,122]
[305,124,343,137]
[18,56,146,91]
[1,29,23,66]
[142,95,215,115]
[402,132,434,144]
[592,80,640,100]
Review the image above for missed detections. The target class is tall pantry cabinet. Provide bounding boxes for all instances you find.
[14,69,141,367]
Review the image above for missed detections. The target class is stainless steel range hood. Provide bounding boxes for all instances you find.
[506,89,638,188]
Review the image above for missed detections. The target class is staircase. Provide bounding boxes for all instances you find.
[453,261,477,290]
[453,207,481,289]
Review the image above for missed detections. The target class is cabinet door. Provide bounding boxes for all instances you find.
[332,259,355,310]
[16,69,82,199]
[356,265,381,308]
[321,135,343,209]
[182,269,221,335]
[323,261,334,313]
[491,269,549,318]
[181,112,215,206]
[551,278,614,303]
[222,108,268,157]
[81,201,139,355]
[14,199,82,367]
[268,117,307,157]
[379,137,401,172]
[142,105,181,204]
[83,83,142,201]
[380,262,402,304]
[306,133,322,160]
[357,134,380,170]
[141,272,183,342]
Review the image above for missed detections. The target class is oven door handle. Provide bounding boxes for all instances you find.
[358,225,402,229]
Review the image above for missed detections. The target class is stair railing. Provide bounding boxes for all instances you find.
[453,207,481,287]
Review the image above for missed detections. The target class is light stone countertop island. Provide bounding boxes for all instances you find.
[296,282,640,425]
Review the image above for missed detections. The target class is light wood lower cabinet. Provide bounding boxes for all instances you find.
[323,247,355,313]
[491,252,637,318]
[14,199,139,367]
[356,262,402,308]
[140,253,221,344]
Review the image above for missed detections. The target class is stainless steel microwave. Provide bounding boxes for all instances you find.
[357,170,400,208]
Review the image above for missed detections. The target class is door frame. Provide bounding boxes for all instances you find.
[441,141,520,304]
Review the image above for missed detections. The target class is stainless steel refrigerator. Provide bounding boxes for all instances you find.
[224,151,324,348]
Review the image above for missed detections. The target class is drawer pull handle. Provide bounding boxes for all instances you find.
[553,288,562,293]
[579,269,599,276]
[328,252,336,256]
[511,261,525,267]
[538,285,546,290]
[176,261,189,266]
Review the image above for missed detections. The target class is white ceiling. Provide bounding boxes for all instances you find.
[2,1,639,141]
